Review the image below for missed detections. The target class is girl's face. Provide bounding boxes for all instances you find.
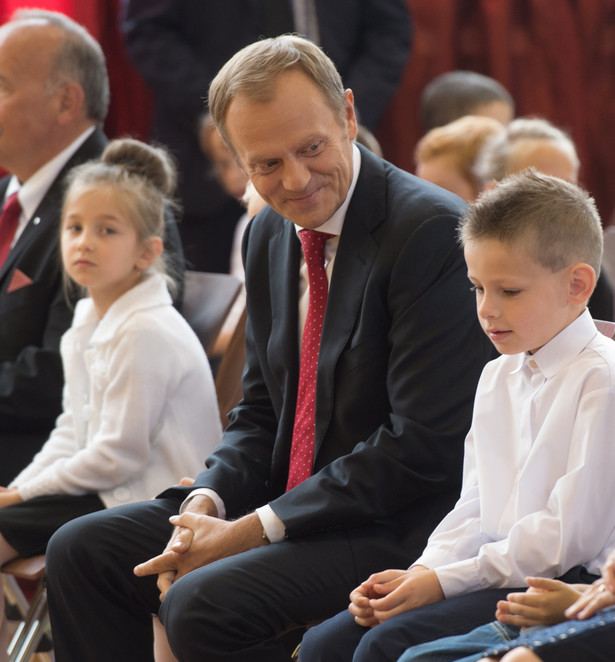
[61,185,158,317]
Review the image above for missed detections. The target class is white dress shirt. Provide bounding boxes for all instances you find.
[4,126,95,247]
[414,309,615,597]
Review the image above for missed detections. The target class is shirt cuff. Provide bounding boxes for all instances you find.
[255,504,286,543]
[181,488,226,519]
[433,558,481,598]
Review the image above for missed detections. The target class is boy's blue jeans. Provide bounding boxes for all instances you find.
[397,621,526,662]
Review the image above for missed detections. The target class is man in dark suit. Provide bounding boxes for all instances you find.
[0,9,184,485]
[46,35,494,661]
[121,0,412,273]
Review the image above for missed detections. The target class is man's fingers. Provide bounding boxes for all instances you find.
[134,551,177,577]
[169,525,194,553]
[157,570,176,601]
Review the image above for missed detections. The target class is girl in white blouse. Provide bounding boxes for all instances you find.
[0,138,222,656]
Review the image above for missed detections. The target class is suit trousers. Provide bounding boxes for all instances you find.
[299,587,518,662]
[45,497,418,662]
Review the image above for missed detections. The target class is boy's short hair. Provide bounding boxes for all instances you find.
[459,169,603,275]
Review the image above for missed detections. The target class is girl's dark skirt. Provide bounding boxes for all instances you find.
[0,493,105,557]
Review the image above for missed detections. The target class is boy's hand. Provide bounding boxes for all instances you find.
[348,565,443,627]
[566,579,615,621]
[349,569,409,627]
[602,549,615,593]
[495,577,583,628]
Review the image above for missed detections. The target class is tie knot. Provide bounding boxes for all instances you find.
[299,229,334,266]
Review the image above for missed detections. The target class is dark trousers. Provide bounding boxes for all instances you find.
[299,587,517,662]
[45,498,422,662]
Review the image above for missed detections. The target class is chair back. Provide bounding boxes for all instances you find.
[181,271,243,357]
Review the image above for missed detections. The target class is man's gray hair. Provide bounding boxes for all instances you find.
[12,9,109,124]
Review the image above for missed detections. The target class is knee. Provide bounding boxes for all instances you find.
[498,649,542,662]
[298,625,329,662]
[160,570,236,656]
[47,514,98,576]
[352,618,413,662]
[299,612,365,662]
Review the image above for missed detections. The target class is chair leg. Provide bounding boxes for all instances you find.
[7,576,49,662]
[2,576,29,619]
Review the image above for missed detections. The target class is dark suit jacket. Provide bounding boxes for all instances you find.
[166,146,495,559]
[0,127,185,484]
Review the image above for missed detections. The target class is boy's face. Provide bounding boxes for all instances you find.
[464,237,576,355]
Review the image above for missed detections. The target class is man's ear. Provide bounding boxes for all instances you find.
[56,81,86,125]
[343,88,358,142]
[137,236,163,271]
[568,262,596,305]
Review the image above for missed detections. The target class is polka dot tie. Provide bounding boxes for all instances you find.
[286,229,334,491]
[0,192,21,268]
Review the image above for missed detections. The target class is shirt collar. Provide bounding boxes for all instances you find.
[12,126,96,220]
[71,272,171,343]
[293,142,361,237]
[517,308,598,379]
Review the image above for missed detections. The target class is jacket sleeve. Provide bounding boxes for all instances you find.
[0,278,72,435]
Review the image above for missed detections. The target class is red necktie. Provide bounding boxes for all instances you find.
[0,192,21,267]
[286,229,334,491]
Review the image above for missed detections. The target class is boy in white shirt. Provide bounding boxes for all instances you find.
[300,169,615,662]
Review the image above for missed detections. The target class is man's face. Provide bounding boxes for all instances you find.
[0,23,63,181]
[225,70,358,229]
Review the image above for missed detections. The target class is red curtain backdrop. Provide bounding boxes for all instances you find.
[378,0,615,225]
[0,0,153,143]
[1,0,614,223]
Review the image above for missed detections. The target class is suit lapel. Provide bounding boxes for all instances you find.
[0,128,108,283]
[0,179,13,283]
[314,147,387,453]
[267,220,302,393]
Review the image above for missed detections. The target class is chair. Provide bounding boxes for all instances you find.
[595,319,615,339]
[2,555,51,662]
[214,298,247,429]
[181,271,243,365]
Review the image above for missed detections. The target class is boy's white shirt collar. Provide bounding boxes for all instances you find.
[514,308,597,379]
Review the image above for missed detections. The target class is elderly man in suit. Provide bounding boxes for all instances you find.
[45,35,494,662]
[0,9,183,485]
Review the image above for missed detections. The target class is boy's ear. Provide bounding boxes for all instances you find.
[568,262,596,305]
[136,236,163,271]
